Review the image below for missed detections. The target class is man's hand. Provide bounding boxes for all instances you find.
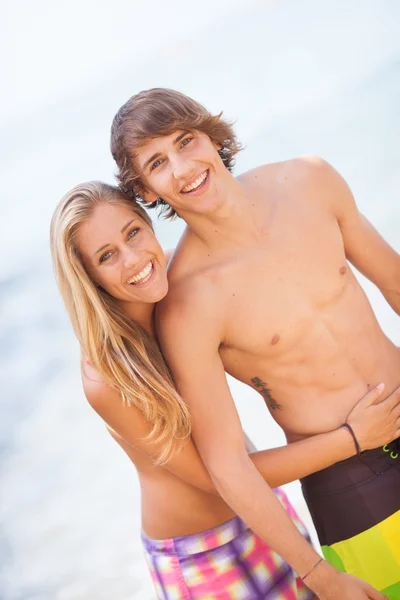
[316,574,388,599]
[346,383,400,451]
[306,560,388,599]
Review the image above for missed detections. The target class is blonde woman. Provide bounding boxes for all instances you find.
[50,181,398,600]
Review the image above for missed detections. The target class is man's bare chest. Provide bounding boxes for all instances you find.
[220,211,349,356]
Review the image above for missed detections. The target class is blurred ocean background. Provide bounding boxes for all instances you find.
[1,0,400,598]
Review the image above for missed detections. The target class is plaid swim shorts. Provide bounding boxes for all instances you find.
[142,487,315,599]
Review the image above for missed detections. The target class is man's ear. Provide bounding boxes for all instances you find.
[141,187,159,203]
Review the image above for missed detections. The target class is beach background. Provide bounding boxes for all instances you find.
[1,0,400,598]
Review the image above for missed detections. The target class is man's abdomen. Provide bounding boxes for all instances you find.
[224,280,400,438]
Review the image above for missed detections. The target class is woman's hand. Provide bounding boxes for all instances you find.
[346,383,400,452]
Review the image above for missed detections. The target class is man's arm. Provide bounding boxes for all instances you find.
[156,281,374,596]
[305,155,400,314]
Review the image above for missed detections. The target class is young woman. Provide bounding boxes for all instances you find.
[50,181,398,600]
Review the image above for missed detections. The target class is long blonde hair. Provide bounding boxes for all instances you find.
[50,181,190,463]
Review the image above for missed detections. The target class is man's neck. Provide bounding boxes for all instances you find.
[178,174,263,251]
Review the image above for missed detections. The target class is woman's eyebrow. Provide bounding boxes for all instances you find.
[120,218,139,234]
[93,218,140,257]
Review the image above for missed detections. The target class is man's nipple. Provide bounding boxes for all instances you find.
[271,334,280,346]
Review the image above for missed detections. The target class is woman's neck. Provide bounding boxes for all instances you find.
[120,300,156,337]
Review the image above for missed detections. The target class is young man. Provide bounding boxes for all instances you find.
[110,88,400,599]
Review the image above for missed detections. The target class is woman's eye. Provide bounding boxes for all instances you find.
[150,159,162,171]
[128,228,139,239]
[181,137,192,147]
[99,251,112,263]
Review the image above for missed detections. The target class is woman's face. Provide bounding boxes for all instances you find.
[76,202,168,307]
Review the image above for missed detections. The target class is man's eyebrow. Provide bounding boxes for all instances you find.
[143,152,161,172]
[174,131,188,144]
[142,131,190,171]
[92,218,139,257]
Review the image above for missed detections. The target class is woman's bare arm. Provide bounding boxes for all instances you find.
[82,361,400,494]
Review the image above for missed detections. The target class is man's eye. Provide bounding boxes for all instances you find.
[128,228,139,239]
[99,251,112,263]
[181,137,192,147]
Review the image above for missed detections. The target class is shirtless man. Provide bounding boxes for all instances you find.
[110,88,400,599]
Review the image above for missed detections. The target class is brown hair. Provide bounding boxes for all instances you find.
[110,88,242,219]
[50,181,191,464]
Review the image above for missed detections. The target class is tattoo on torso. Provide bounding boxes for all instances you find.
[251,376,283,410]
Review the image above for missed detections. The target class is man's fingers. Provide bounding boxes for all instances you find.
[365,581,388,599]
[367,586,388,600]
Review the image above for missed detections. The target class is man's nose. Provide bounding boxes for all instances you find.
[170,154,193,180]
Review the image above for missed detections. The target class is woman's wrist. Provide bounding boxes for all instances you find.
[342,422,362,455]
[332,425,358,459]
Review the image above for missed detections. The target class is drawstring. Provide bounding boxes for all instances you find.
[383,437,400,460]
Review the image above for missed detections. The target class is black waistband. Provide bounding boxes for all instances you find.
[301,439,399,495]
[301,439,400,545]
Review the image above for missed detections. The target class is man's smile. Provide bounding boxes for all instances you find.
[181,170,209,195]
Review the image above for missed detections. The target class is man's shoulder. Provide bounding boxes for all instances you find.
[157,256,226,344]
[166,232,225,300]
[239,156,341,215]
[160,266,222,318]
[239,155,330,187]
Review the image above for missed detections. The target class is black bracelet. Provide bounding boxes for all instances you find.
[342,423,361,455]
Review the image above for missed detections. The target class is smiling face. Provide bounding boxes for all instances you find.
[135,130,229,217]
[76,202,168,310]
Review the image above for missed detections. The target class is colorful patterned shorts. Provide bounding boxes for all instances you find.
[302,439,400,600]
[142,487,315,599]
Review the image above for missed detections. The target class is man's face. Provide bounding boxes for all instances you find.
[134,130,228,216]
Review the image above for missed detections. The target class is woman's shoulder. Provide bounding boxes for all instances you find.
[80,356,110,409]
[80,356,141,426]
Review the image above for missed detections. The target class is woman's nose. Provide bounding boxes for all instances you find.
[122,245,142,270]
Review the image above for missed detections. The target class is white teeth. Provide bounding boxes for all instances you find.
[127,261,153,285]
[182,171,207,193]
